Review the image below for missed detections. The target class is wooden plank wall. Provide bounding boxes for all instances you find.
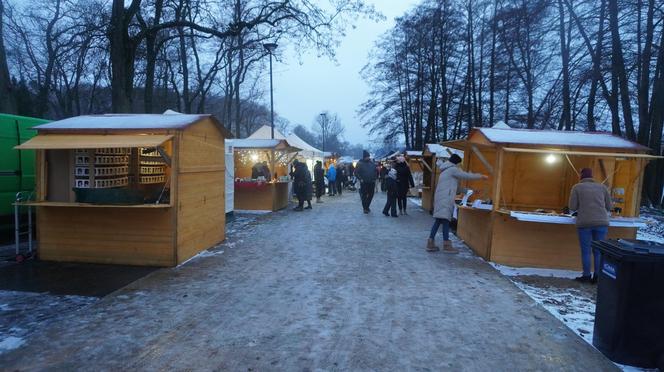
[456,208,493,259]
[37,207,175,266]
[234,186,274,210]
[489,214,636,270]
[176,119,226,264]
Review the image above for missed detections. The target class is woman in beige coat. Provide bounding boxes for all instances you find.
[427,154,487,253]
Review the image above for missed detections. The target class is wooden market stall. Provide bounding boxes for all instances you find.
[14,114,231,267]
[229,138,300,211]
[406,150,424,196]
[444,127,659,270]
[420,144,464,213]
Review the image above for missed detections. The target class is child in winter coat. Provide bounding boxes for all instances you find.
[382,168,399,217]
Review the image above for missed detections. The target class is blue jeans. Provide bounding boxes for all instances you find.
[430,218,450,241]
[577,226,608,276]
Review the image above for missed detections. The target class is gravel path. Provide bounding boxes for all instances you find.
[0,191,617,371]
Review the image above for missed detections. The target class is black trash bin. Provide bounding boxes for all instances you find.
[593,239,664,369]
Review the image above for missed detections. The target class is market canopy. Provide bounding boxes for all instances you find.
[15,134,174,150]
[285,133,323,159]
[227,138,301,153]
[247,125,287,140]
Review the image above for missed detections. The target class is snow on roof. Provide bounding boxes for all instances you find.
[476,128,649,150]
[492,121,511,129]
[406,150,422,156]
[425,143,464,157]
[247,125,287,140]
[33,114,211,131]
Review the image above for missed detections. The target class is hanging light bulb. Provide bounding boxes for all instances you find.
[545,154,557,164]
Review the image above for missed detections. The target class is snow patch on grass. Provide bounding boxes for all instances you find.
[0,336,25,352]
[490,263,578,279]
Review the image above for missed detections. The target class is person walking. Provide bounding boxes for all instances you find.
[355,150,377,213]
[428,154,487,253]
[326,163,337,196]
[569,168,612,284]
[336,165,345,196]
[395,156,415,215]
[314,160,325,203]
[379,164,388,192]
[291,160,313,211]
[382,168,398,217]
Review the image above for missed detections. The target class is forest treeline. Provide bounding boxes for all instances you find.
[360,0,664,206]
[0,0,375,139]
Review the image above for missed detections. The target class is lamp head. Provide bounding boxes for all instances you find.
[263,43,278,53]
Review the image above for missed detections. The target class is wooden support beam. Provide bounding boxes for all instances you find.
[419,158,433,173]
[471,145,494,175]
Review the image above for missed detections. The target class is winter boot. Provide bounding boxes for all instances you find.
[442,240,459,254]
[403,209,408,216]
[426,239,439,252]
[316,197,323,203]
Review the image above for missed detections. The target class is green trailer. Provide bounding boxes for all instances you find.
[0,113,48,243]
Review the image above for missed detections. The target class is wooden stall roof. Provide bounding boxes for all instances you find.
[31,113,232,138]
[227,138,301,153]
[468,127,651,152]
[15,134,173,150]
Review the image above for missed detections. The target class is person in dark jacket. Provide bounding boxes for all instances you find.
[379,164,388,192]
[382,168,398,217]
[355,150,377,213]
[569,167,612,283]
[291,160,312,211]
[261,161,271,180]
[395,156,415,215]
[336,165,345,195]
[314,160,325,203]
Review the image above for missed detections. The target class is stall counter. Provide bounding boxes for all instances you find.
[456,206,638,270]
[234,180,291,211]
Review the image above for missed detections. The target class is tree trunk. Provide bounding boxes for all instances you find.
[109,0,140,113]
[637,0,654,145]
[608,0,636,140]
[557,0,571,130]
[0,0,16,113]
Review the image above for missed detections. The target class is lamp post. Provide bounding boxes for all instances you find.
[263,42,278,139]
[319,112,327,153]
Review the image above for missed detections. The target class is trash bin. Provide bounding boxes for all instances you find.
[592,239,664,369]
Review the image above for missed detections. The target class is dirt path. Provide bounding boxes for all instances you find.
[0,191,616,370]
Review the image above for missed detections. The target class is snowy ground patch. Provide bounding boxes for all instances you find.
[0,290,96,355]
[492,264,657,371]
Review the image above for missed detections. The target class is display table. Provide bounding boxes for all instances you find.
[234,181,291,211]
[457,207,638,270]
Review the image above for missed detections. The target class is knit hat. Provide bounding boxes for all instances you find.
[396,156,406,163]
[363,150,370,159]
[580,168,593,179]
[449,154,462,164]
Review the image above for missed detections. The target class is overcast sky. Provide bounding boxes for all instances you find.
[270,0,418,146]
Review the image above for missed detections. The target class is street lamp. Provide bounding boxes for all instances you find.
[319,112,327,153]
[263,42,278,139]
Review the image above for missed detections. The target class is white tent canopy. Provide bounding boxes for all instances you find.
[286,133,324,159]
[247,125,287,140]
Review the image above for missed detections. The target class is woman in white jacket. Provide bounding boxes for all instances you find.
[427,154,487,253]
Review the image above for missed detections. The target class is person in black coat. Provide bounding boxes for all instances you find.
[314,160,325,203]
[336,165,346,195]
[292,160,312,211]
[395,156,415,215]
[382,168,398,217]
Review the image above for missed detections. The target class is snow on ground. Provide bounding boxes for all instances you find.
[492,262,659,371]
[0,290,97,354]
[638,207,664,243]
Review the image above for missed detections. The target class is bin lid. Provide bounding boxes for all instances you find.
[594,239,664,261]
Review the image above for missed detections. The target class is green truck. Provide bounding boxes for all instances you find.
[0,113,48,243]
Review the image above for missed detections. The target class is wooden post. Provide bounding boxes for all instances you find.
[492,149,504,211]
